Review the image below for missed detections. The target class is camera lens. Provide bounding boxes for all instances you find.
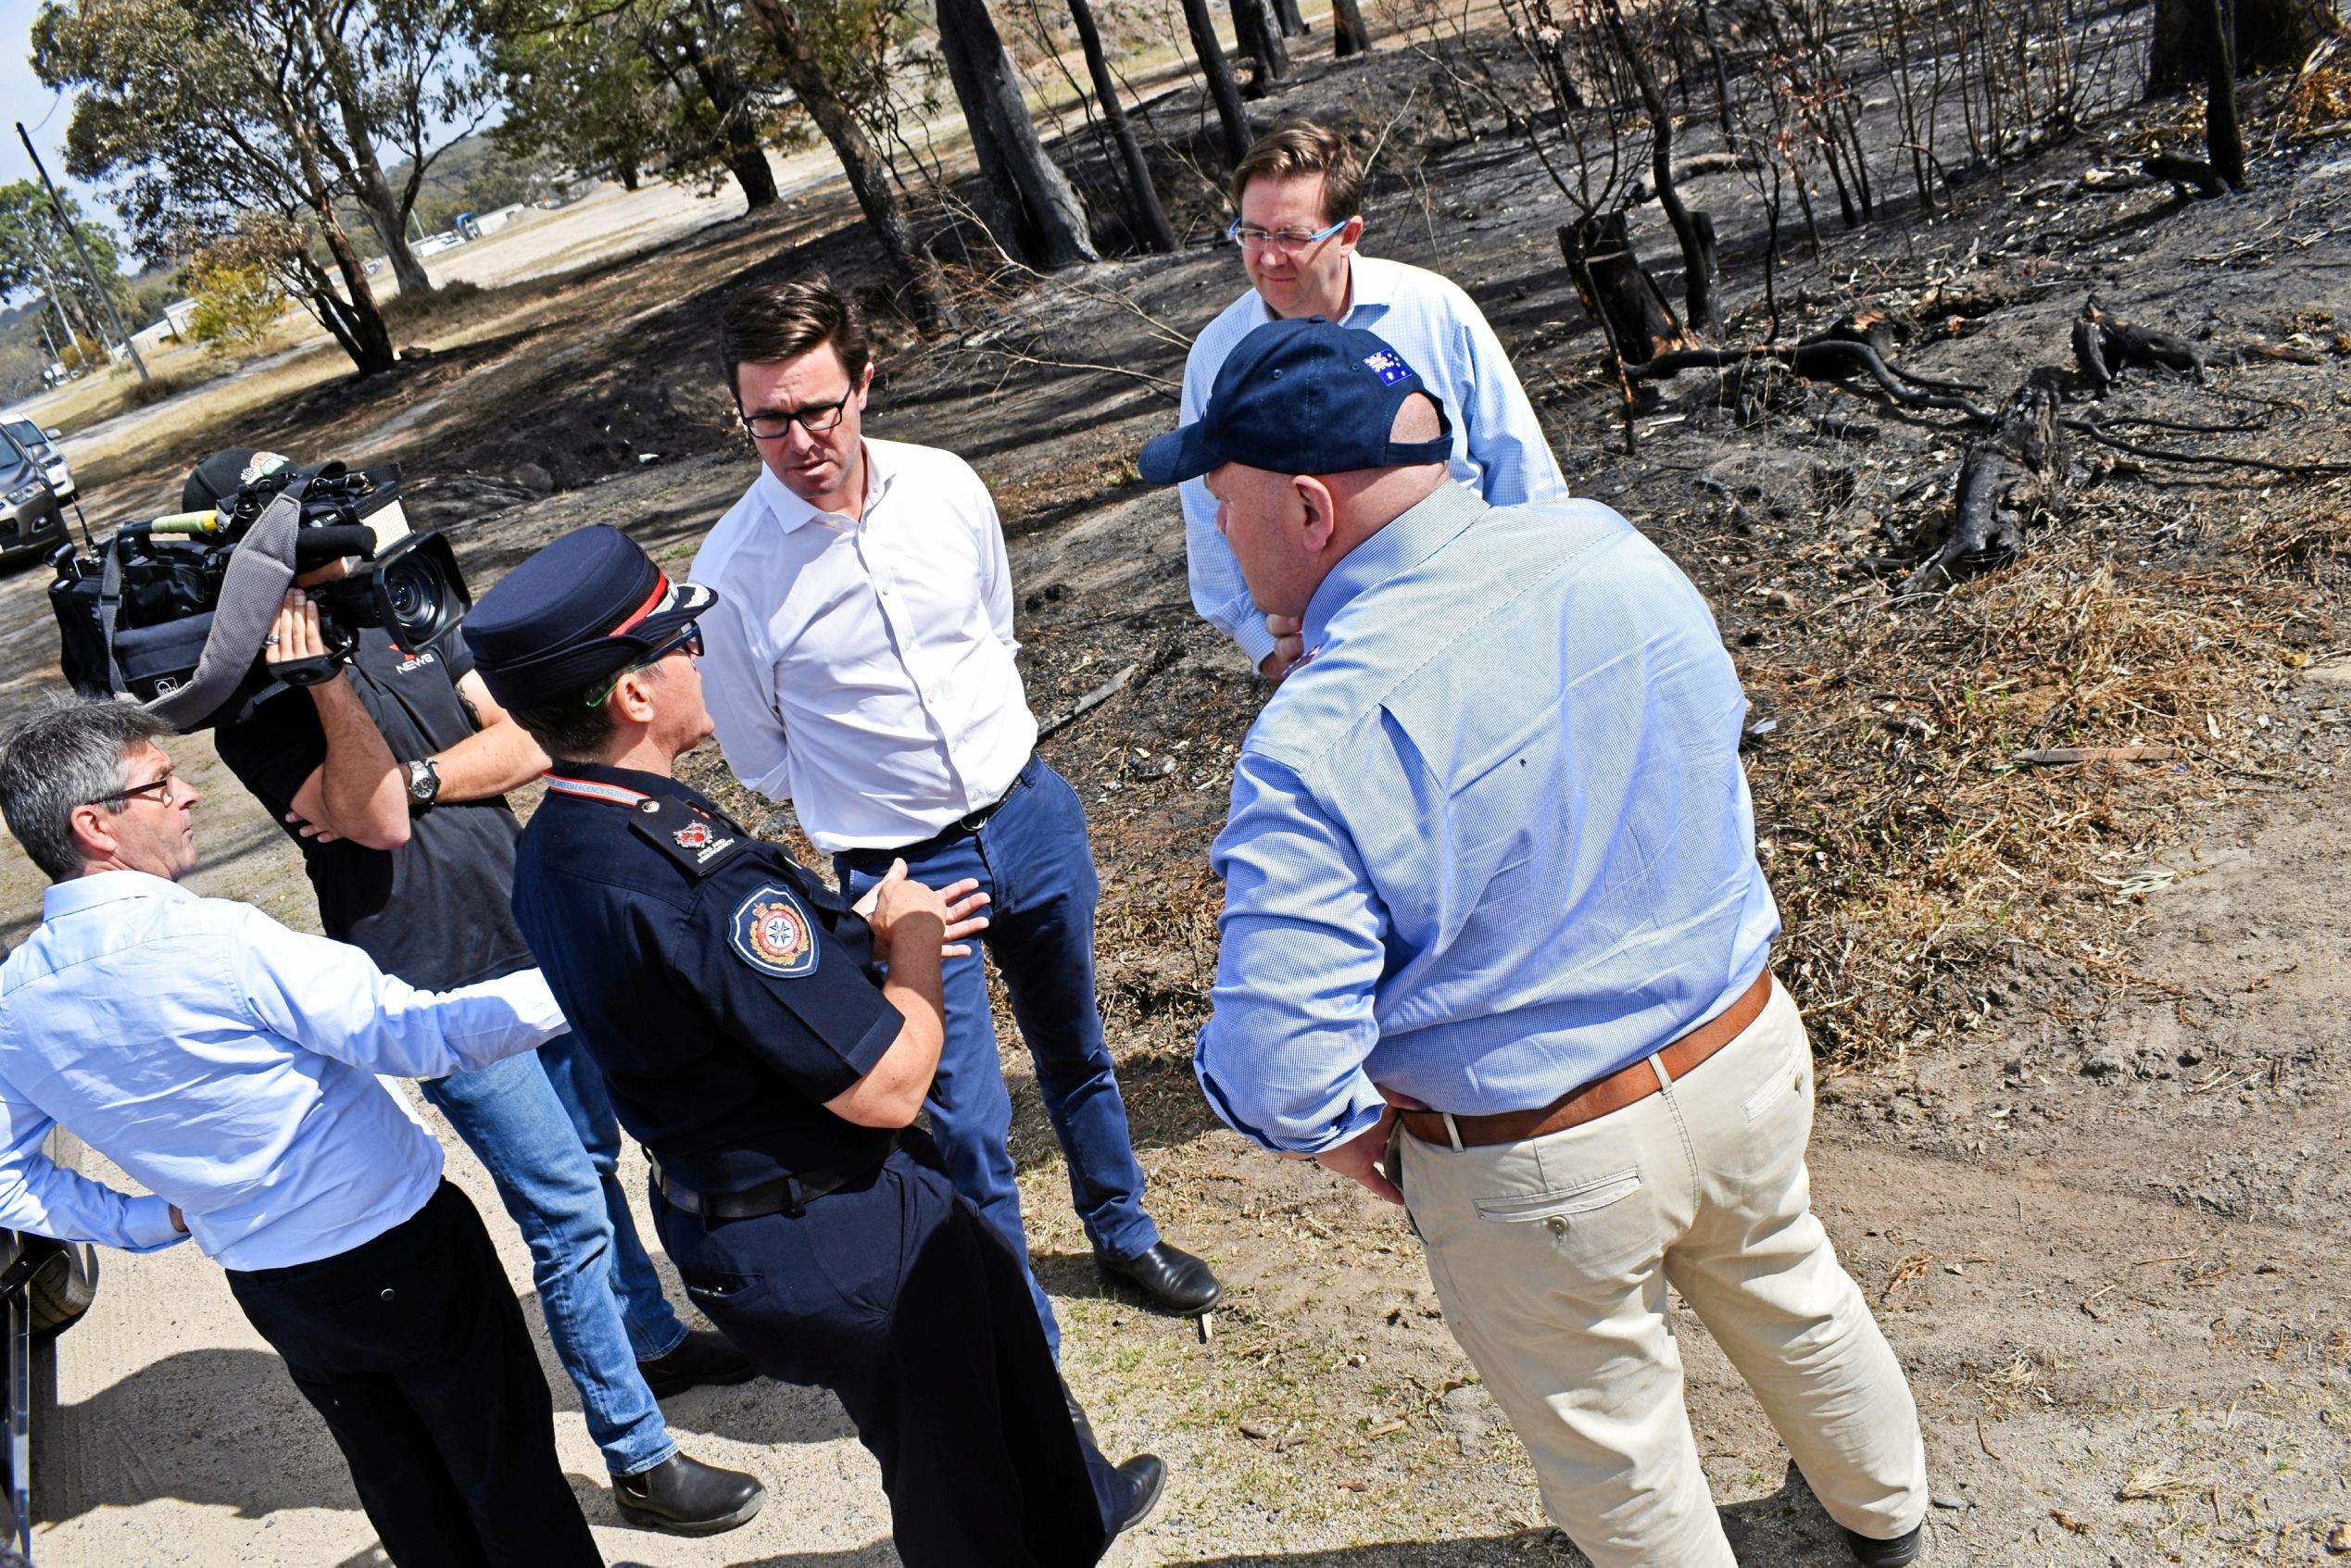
[382,557,441,636]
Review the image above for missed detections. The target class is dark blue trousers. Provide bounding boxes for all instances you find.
[836,758,1159,1354]
[656,1132,1129,1566]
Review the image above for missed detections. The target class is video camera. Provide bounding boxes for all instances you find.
[50,456,471,730]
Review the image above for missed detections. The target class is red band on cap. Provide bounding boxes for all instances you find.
[610,574,669,637]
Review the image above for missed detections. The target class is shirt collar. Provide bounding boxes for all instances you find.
[1301,480,1486,652]
[1250,254,1393,330]
[543,760,741,831]
[754,442,899,535]
[42,868,195,921]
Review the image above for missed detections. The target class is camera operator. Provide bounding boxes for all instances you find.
[195,449,764,1536]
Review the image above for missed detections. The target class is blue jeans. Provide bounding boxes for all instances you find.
[836,759,1160,1355]
[421,1033,687,1475]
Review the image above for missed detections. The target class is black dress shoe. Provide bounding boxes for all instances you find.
[1113,1454,1165,1535]
[1096,1241,1223,1313]
[637,1329,758,1399]
[1842,1522,1925,1566]
[611,1451,765,1535]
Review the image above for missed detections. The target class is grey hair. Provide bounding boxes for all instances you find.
[0,698,170,882]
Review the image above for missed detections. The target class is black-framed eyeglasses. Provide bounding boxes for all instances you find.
[585,621,704,708]
[91,770,177,806]
[741,392,855,440]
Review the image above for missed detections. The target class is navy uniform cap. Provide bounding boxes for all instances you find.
[1137,317,1452,485]
[464,525,717,709]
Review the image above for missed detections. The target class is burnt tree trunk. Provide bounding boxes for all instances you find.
[1601,0,1720,336]
[1230,0,1290,92]
[937,0,1100,270]
[1181,0,1254,163]
[1561,213,1695,365]
[1331,0,1373,56]
[1900,376,2064,596]
[2151,0,2339,87]
[1066,0,1177,251]
[1272,0,1308,35]
[2196,0,2250,189]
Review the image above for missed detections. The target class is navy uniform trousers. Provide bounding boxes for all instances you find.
[225,1181,601,1567]
[657,1129,1126,1568]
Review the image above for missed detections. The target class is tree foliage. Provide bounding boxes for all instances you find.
[182,240,289,351]
[490,0,816,210]
[32,0,404,371]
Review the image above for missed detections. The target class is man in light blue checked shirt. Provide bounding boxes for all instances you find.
[1181,118,1566,682]
[0,699,599,1566]
[1138,319,1931,1568]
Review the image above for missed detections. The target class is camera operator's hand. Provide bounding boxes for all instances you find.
[265,589,351,687]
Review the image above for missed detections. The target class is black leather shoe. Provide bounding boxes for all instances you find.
[637,1329,757,1399]
[1096,1241,1223,1313]
[1843,1522,1925,1566]
[1113,1454,1165,1535]
[611,1452,765,1535]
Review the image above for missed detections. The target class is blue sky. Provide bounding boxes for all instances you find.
[4,0,98,207]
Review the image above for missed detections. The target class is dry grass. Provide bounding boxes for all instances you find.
[1741,531,2310,1065]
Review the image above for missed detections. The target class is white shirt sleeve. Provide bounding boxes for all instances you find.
[698,590,796,802]
[0,1076,183,1254]
[1179,332,1279,669]
[975,478,1019,653]
[228,910,569,1079]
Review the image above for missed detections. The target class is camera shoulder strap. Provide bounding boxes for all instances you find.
[142,484,308,731]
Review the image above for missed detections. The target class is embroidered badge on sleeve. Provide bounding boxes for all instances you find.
[730,884,818,979]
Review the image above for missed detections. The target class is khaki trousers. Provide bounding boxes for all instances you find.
[1397,979,1929,1568]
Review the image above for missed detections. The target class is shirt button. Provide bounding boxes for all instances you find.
[379,1287,396,1302]
[1546,1217,1567,1236]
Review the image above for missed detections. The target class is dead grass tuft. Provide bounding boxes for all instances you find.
[1743,533,2301,1065]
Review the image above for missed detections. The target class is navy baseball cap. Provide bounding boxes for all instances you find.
[464,525,716,709]
[1138,318,1452,484]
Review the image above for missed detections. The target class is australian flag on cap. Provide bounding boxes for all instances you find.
[1363,348,1413,386]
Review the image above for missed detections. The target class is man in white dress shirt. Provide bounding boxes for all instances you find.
[691,278,1222,1344]
[0,698,597,1565]
[1183,117,1569,681]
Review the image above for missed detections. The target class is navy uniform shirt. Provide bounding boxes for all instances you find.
[510,761,902,1191]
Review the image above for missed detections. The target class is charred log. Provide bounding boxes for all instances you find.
[1560,213,1698,366]
[1899,376,2066,598]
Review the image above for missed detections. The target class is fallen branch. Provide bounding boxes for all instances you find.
[2012,745,2177,766]
[2142,151,2230,198]
[1898,376,2064,596]
[2063,418,2351,476]
[1628,341,1997,421]
[1036,661,1139,739]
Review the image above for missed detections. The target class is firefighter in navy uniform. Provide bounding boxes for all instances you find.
[464,525,1164,1567]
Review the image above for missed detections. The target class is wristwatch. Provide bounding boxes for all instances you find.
[405,757,442,810]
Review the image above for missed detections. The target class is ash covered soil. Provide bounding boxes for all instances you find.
[4,26,2350,1567]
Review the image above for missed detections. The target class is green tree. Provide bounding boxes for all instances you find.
[182,239,288,350]
[490,0,806,211]
[34,0,401,373]
[0,179,127,349]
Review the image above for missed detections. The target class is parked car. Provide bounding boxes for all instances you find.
[0,420,72,506]
[0,434,66,567]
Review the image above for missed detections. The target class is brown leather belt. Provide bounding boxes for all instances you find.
[1397,969,1777,1149]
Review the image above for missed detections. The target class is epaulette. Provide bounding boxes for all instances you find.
[627,797,747,877]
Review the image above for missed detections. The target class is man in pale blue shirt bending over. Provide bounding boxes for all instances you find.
[1182,118,1567,681]
[0,699,599,1567]
[1138,319,1930,1568]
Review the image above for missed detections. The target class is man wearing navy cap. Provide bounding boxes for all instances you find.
[1140,320,1931,1568]
[468,525,1165,1567]
[197,448,764,1537]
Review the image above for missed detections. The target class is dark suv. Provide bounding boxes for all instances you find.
[0,428,66,568]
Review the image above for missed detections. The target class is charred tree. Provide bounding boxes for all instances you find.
[2151,0,2341,87]
[1600,0,1719,336]
[2196,0,2250,190]
[937,0,1100,270]
[1272,0,1307,36]
[1560,213,1697,365]
[1229,0,1290,93]
[1066,0,1176,251]
[1331,0,1372,57]
[1180,0,1254,163]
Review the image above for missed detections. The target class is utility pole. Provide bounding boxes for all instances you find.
[16,119,149,383]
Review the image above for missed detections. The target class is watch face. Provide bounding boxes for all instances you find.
[410,759,440,802]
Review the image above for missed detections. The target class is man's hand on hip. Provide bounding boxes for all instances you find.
[1312,1105,1403,1205]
